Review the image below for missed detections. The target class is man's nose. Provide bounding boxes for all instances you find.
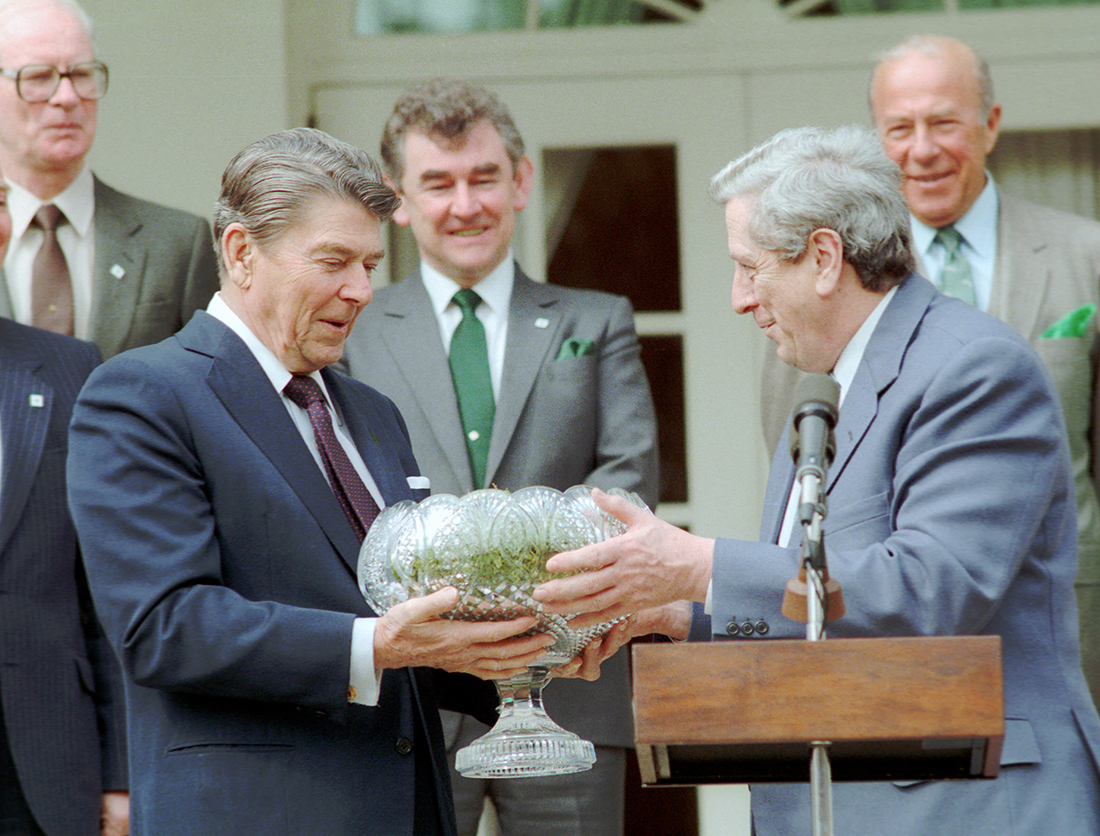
[49,75,82,107]
[450,182,478,217]
[730,271,755,314]
[908,124,940,163]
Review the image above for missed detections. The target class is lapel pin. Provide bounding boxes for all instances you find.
[110,264,126,279]
[535,317,549,329]
[29,394,44,408]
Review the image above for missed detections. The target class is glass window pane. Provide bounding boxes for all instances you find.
[639,335,687,504]
[545,145,682,313]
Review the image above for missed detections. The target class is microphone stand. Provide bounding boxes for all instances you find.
[783,461,846,836]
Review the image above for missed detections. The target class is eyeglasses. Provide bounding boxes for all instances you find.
[0,62,109,103]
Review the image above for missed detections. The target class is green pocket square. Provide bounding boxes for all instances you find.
[1041,304,1097,339]
[556,337,595,360]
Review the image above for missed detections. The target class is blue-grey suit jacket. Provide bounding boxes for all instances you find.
[67,312,496,836]
[0,318,122,836]
[705,275,1100,835]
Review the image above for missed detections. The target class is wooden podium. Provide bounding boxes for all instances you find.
[632,636,1003,786]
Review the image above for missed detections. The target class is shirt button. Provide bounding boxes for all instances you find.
[755,620,770,636]
[396,737,413,756]
[468,431,480,441]
[740,621,756,637]
[725,621,741,636]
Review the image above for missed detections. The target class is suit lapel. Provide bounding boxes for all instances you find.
[487,270,560,485]
[828,276,935,493]
[0,340,51,554]
[89,178,148,357]
[379,275,473,490]
[988,194,1049,340]
[0,269,15,320]
[324,369,409,509]
[188,315,363,571]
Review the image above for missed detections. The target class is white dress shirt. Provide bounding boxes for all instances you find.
[206,293,384,706]
[419,254,514,395]
[911,175,998,313]
[3,168,96,338]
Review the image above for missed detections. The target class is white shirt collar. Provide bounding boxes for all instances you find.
[206,292,331,402]
[6,165,95,238]
[419,254,515,317]
[910,174,998,263]
[831,285,899,406]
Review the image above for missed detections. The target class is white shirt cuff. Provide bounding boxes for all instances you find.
[349,617,383,706]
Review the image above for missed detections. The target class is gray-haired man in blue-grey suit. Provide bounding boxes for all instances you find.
[534,125,1100,836]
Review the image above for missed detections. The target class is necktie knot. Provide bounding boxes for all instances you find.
[283,374,325,410]
[934,224,964,253]
[33,203,66,232]
[453,288,482,317]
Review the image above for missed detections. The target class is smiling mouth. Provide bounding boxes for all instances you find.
[450,228,488,237]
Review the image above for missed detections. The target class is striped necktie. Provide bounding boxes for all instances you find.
[934,225,976,307]
[284,375,379,541]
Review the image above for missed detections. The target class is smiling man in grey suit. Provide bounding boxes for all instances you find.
[343,78,658,836]
[0,0,217,357]
[761,36,1100,707]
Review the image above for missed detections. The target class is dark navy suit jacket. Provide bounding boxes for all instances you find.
[67,312,495,836]
[0,317,123,835]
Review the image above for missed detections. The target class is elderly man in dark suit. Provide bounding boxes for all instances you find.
[0,172,126,834]
[343,78,658,836]
[0,0,217,357]
[67,128,556,836]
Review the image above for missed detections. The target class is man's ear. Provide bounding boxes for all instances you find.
[385,174,412,228]
[810,227,844,298]
[512,155,534,212]
[220,224,255,288]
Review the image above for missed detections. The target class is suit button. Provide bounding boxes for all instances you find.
[396,737,413,756]
[755,620,769,636]
[726,621,741,636]
[740,621,756,636]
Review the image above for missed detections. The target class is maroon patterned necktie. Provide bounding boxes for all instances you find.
[283,375,380,541]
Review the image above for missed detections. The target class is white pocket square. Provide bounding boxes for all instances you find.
[407,476,430,490]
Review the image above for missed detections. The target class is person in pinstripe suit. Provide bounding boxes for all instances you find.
[0,175,126,834]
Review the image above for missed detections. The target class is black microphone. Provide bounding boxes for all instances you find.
[789,374,839,525]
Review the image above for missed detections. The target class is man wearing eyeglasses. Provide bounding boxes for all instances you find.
[0,0,217,358]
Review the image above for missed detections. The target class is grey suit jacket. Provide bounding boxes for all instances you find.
[343,266,659,747]
[720,275,1100,835]
[760,192,1100,702]
[0,318,123,836]
[0,177,219,359]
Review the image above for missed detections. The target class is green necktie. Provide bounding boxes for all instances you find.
[449,289,495,488]
[934,225,976,307]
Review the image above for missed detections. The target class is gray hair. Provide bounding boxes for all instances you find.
[710,125,914,292]
[0,0,95,62]
[380,77,525,183]
[874,35,995,119]
[213,128,399,275]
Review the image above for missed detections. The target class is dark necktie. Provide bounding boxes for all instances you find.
[30,204,74,335]
[934,225,976,307]
[448,289,495,488]
[283,375,379,541]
